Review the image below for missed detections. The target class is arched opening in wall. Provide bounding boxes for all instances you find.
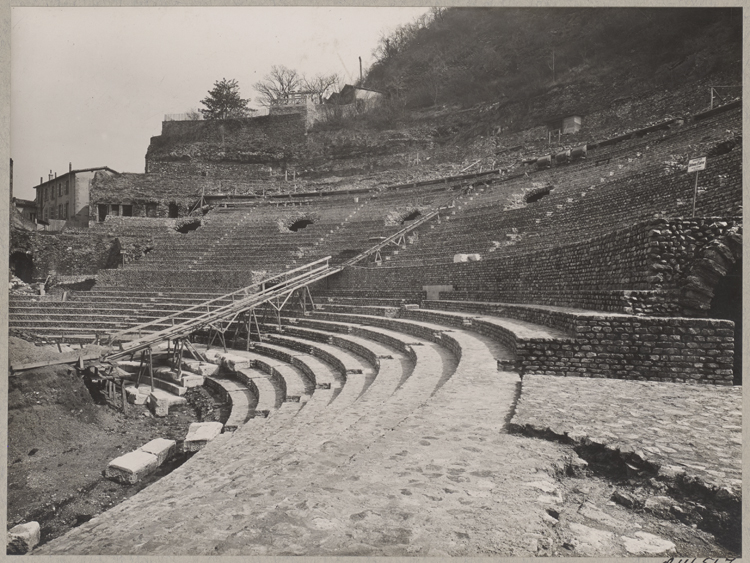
[525,186,553,204]
[708,258,742,385]
[289,218,314,232]
[10,252,34,283]
[401,210,421,224]
[168,203,179,218]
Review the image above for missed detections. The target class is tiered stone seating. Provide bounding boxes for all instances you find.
[9,289,232,340]
[40,287,556,556]
[390,107,741,265]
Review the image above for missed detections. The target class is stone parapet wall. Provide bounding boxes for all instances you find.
[419,301,734,385]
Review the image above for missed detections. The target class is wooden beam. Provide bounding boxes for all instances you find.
[11,352,101,372]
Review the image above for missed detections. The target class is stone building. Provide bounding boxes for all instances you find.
[34,165,117,229]
[12,198,37,223]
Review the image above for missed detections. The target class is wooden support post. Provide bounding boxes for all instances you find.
[176,339,183,378]
[148,347,154,393]
[135,350,146,389]
[121,379,127,412]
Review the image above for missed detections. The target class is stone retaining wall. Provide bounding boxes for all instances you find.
[421,301,734,385]
[328,217,741,316]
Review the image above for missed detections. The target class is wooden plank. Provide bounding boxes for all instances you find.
[10,351,101,372]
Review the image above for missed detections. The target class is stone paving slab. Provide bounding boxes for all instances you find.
[510,374,742,496]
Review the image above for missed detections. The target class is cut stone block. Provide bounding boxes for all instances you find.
[184,421,224,452]
[147,389,187,417]
[105,450,159,484]
[181,374,205,388]
[149,377,187,396]
[124,385,150,405]
[154,366,183,383]
[138,438,176,466]
[7,521,41,554]
[219,353,252,371]
[182,359,220,376]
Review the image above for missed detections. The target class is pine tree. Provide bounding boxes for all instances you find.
[200,78,250,120]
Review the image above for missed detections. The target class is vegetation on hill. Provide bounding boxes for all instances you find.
[364,8,741,110]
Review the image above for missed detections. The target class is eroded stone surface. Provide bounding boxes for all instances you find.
[511,374,742,494]
[147,388,187,417]
[621,531,676,555]
[7,521,41,554]
[184,421,224,452]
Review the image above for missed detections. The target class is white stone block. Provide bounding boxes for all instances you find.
[7,522,41,554]
[138,438,176,466]
[220,353,252,371]
[105,450,159,484]
[181,374,205,388]
[182,359,219,376]
[453,253,469,263]
[154,366,182,383]
[184,421,224,452]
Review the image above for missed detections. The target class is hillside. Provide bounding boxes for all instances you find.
[364,7,741,113]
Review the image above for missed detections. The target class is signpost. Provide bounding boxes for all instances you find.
[688,157,706,217]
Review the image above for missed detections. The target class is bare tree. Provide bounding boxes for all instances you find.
[254,66,302,107]
[303,73,341,103]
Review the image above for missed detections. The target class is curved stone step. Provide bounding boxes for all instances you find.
[203,376,255,432]
[259,332,374,413]
[235,367,283,414]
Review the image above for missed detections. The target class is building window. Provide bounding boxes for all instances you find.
[110,204,120,217]
[146,202,157,217]
[58,204,63,218]
[29,213,36,222]
[122,205,133,217]
[98,204,108,222]
[64,202,69,219]
[58,184,62,197]
[65,180,69,195]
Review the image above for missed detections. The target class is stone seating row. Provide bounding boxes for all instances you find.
[454,106,740,215]
[392,151,740,263]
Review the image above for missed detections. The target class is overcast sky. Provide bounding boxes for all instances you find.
[10,6,428,201]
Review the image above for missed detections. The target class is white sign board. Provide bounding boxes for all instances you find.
[687,157,706,173]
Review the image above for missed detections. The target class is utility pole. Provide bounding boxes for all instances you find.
[359,56,363,84]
